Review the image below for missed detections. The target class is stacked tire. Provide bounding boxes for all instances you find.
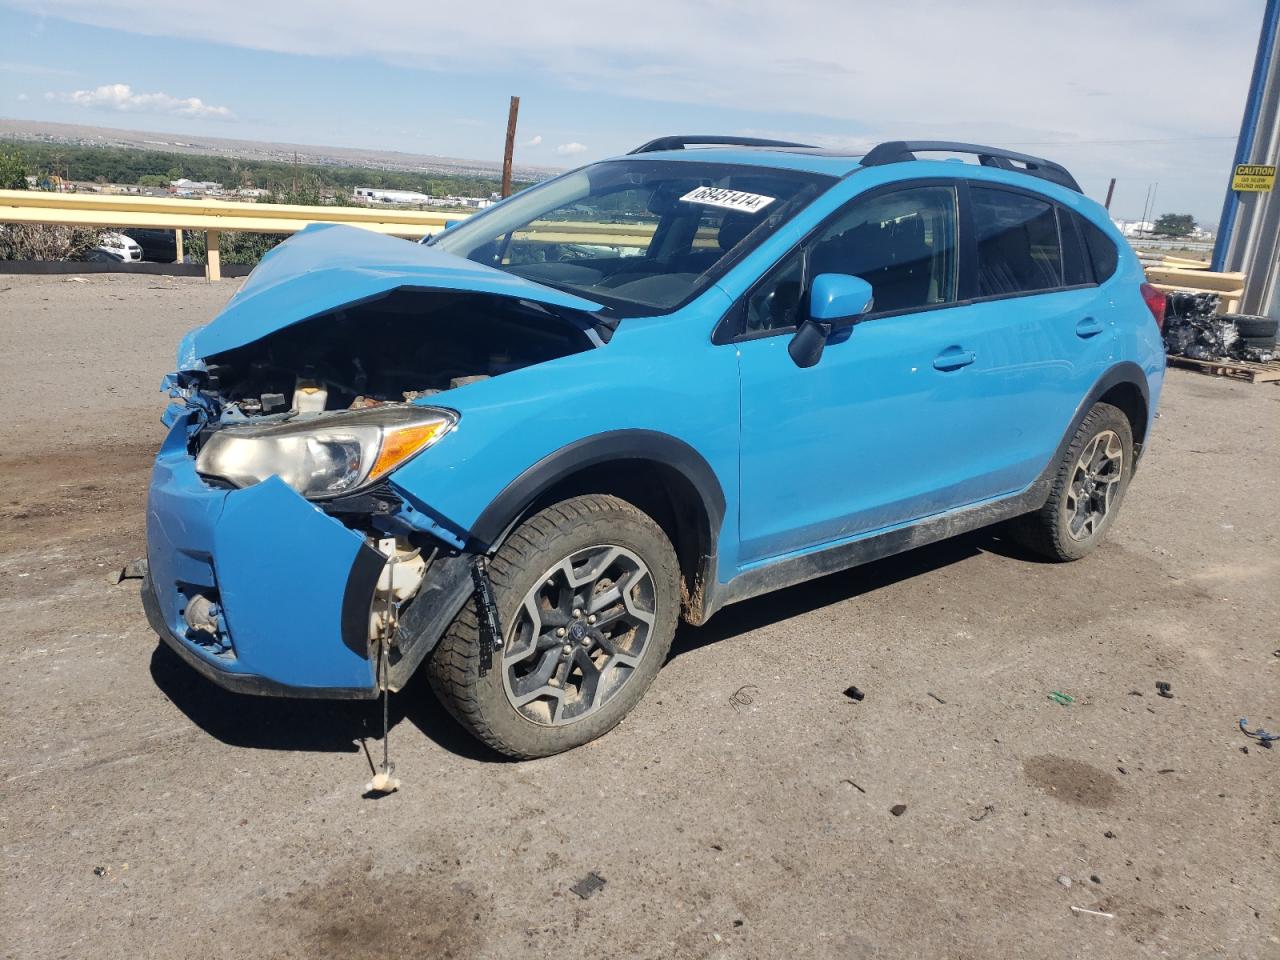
[1225,314,1278,362]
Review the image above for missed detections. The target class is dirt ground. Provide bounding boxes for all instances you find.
[1,274,1276,960]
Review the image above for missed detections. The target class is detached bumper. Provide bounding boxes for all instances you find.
[144,415,475,699]
[144,413,385,697]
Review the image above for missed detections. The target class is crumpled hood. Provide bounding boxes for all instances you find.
[178,222,603,366]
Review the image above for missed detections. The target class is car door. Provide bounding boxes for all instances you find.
[732,179,1070,566]
[956,185,1118,481]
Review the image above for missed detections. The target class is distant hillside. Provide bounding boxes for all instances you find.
[1,140,527,199]
[0,117,560,184]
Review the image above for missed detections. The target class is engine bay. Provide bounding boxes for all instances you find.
[194,287,602,417]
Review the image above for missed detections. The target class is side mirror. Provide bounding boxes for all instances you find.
[810,273,874,325]
[788,274,874,368]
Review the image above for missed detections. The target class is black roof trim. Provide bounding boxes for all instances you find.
[628,135,815,155]
[859,141,1082,193]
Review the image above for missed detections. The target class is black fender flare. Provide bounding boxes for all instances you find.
[1050,361,1151,472]
[387,432,727,684]
[467,429,727,555]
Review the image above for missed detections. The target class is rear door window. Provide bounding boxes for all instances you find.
[971,187,1063,297]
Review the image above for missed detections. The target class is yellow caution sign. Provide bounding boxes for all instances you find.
[1232,164,1276,192]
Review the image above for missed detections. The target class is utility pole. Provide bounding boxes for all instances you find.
[501,96,520,198]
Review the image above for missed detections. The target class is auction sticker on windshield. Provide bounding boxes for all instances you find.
[680,186,775,213]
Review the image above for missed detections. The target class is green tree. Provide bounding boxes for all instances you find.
[0,150,29,189]
[1153,213,1196,238]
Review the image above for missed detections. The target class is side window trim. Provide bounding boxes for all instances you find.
[1057,206,1096,287]
[957,179,978,303]
[714,177,964,344]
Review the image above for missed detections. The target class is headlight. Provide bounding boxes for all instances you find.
[195,404,457,498]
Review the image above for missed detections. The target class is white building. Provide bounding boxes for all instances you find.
[353,187,494,209]
[1112,219,1155,237]
[353,187,433,205]
[170,178,224,197]
[445,196,494,209]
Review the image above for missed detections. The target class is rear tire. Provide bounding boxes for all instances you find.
[1007,402,1133,562]
[428,494,680,758]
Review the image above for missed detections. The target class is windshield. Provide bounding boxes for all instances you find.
[428,159,834,317]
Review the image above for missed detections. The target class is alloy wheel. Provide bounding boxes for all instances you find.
[502,544,657,726]
[1065,429,1124,541]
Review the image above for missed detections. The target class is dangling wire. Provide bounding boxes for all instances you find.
[366,551,400,794]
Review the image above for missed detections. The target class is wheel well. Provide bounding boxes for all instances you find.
[1098,381,1149,452]
[517,459,716,624]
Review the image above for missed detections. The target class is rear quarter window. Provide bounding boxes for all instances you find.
[1057,208,1091,287]
[1076,215,1119,283]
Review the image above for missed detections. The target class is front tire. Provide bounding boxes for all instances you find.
[1008,402,1134,561]
[428,494,680,758]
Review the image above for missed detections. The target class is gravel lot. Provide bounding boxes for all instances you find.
[1,274,1277,959]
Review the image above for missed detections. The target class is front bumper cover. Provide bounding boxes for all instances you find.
[142,572,378,699]
[144,414,473,699]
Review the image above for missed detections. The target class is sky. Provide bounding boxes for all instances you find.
[0,0,1268,225]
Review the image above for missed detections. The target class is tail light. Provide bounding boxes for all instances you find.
[1140,283,1167,331]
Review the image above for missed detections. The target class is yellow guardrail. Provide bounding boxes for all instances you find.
[0,189,709,280]
[0,189,471,280]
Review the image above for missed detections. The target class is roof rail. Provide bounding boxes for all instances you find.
[628,135,814,155]
[859,141,1082,193]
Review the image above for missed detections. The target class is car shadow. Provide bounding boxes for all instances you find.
[149,643,501,761]
[151,527,1018,761]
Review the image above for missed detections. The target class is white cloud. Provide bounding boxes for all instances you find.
[16,93,29,101]
[11,0,1261,216]
[556,141,586,156]
[45,83,234,120]
[524,134,543,147]
[12,1,1252,140]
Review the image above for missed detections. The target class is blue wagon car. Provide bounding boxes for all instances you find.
[144,138,1167,757]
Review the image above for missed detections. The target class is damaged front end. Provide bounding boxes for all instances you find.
[144,224,607,697]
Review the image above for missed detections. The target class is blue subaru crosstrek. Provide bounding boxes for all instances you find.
[144,137,1167,758]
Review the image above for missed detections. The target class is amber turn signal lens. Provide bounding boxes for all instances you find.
[369,421,451,481]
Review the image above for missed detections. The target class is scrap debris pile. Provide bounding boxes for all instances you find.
[1163,292,1278,363]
